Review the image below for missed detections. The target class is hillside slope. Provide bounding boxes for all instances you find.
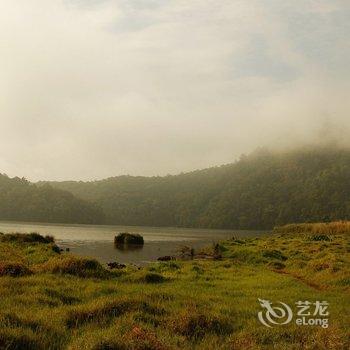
[43,146,350,229]
[0,175,105,224]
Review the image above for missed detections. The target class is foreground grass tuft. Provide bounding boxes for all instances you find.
[66,297,137,328]
[168,308,232,339]
[39,256,110,278]
[0,262,32,277]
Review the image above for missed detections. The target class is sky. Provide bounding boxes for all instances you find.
[1,0,350,181]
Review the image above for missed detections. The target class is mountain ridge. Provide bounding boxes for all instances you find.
[0,174,105,224]
[36,145,350,229]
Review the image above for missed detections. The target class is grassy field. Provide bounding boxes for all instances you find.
[0,227,349,349]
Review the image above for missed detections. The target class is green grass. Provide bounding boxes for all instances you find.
[0,229,349,349]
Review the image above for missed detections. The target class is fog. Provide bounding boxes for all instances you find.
[1,0,349,181]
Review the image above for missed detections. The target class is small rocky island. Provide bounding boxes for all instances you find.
[114,232,144,246]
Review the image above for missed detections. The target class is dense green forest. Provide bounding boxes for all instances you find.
[0,175,104,224]
[40,146,350,229]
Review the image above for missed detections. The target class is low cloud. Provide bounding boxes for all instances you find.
[0,0,349,180]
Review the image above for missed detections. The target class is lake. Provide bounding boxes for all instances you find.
[0,221,266,265]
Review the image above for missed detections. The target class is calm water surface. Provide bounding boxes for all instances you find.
[0,221,266,265]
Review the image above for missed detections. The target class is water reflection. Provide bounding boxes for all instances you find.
[114,243,144,252]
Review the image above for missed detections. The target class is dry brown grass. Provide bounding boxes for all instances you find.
[274,221,350,235]
[0,262,32,277]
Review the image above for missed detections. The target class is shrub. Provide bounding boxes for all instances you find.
[0,262,32,277]
[114,233,144,245]
[51,244,61,253]
[0,233,54,244]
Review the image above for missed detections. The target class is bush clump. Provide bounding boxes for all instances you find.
[40,256,109,278]
[0,262,32,277]
[0,233,54,244]
[114,233,144,246]
[51,244,61,254]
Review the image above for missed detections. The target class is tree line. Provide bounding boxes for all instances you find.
[39,145,350,229]
[0,175,105,224]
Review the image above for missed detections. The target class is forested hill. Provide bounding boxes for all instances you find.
[0,175,105,224]
[41,146,350,230]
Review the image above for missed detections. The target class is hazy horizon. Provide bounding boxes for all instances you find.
[0,143,346,183]
[1,1,350,181]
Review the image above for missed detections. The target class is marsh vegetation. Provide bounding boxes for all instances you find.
[0,222,348,349]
